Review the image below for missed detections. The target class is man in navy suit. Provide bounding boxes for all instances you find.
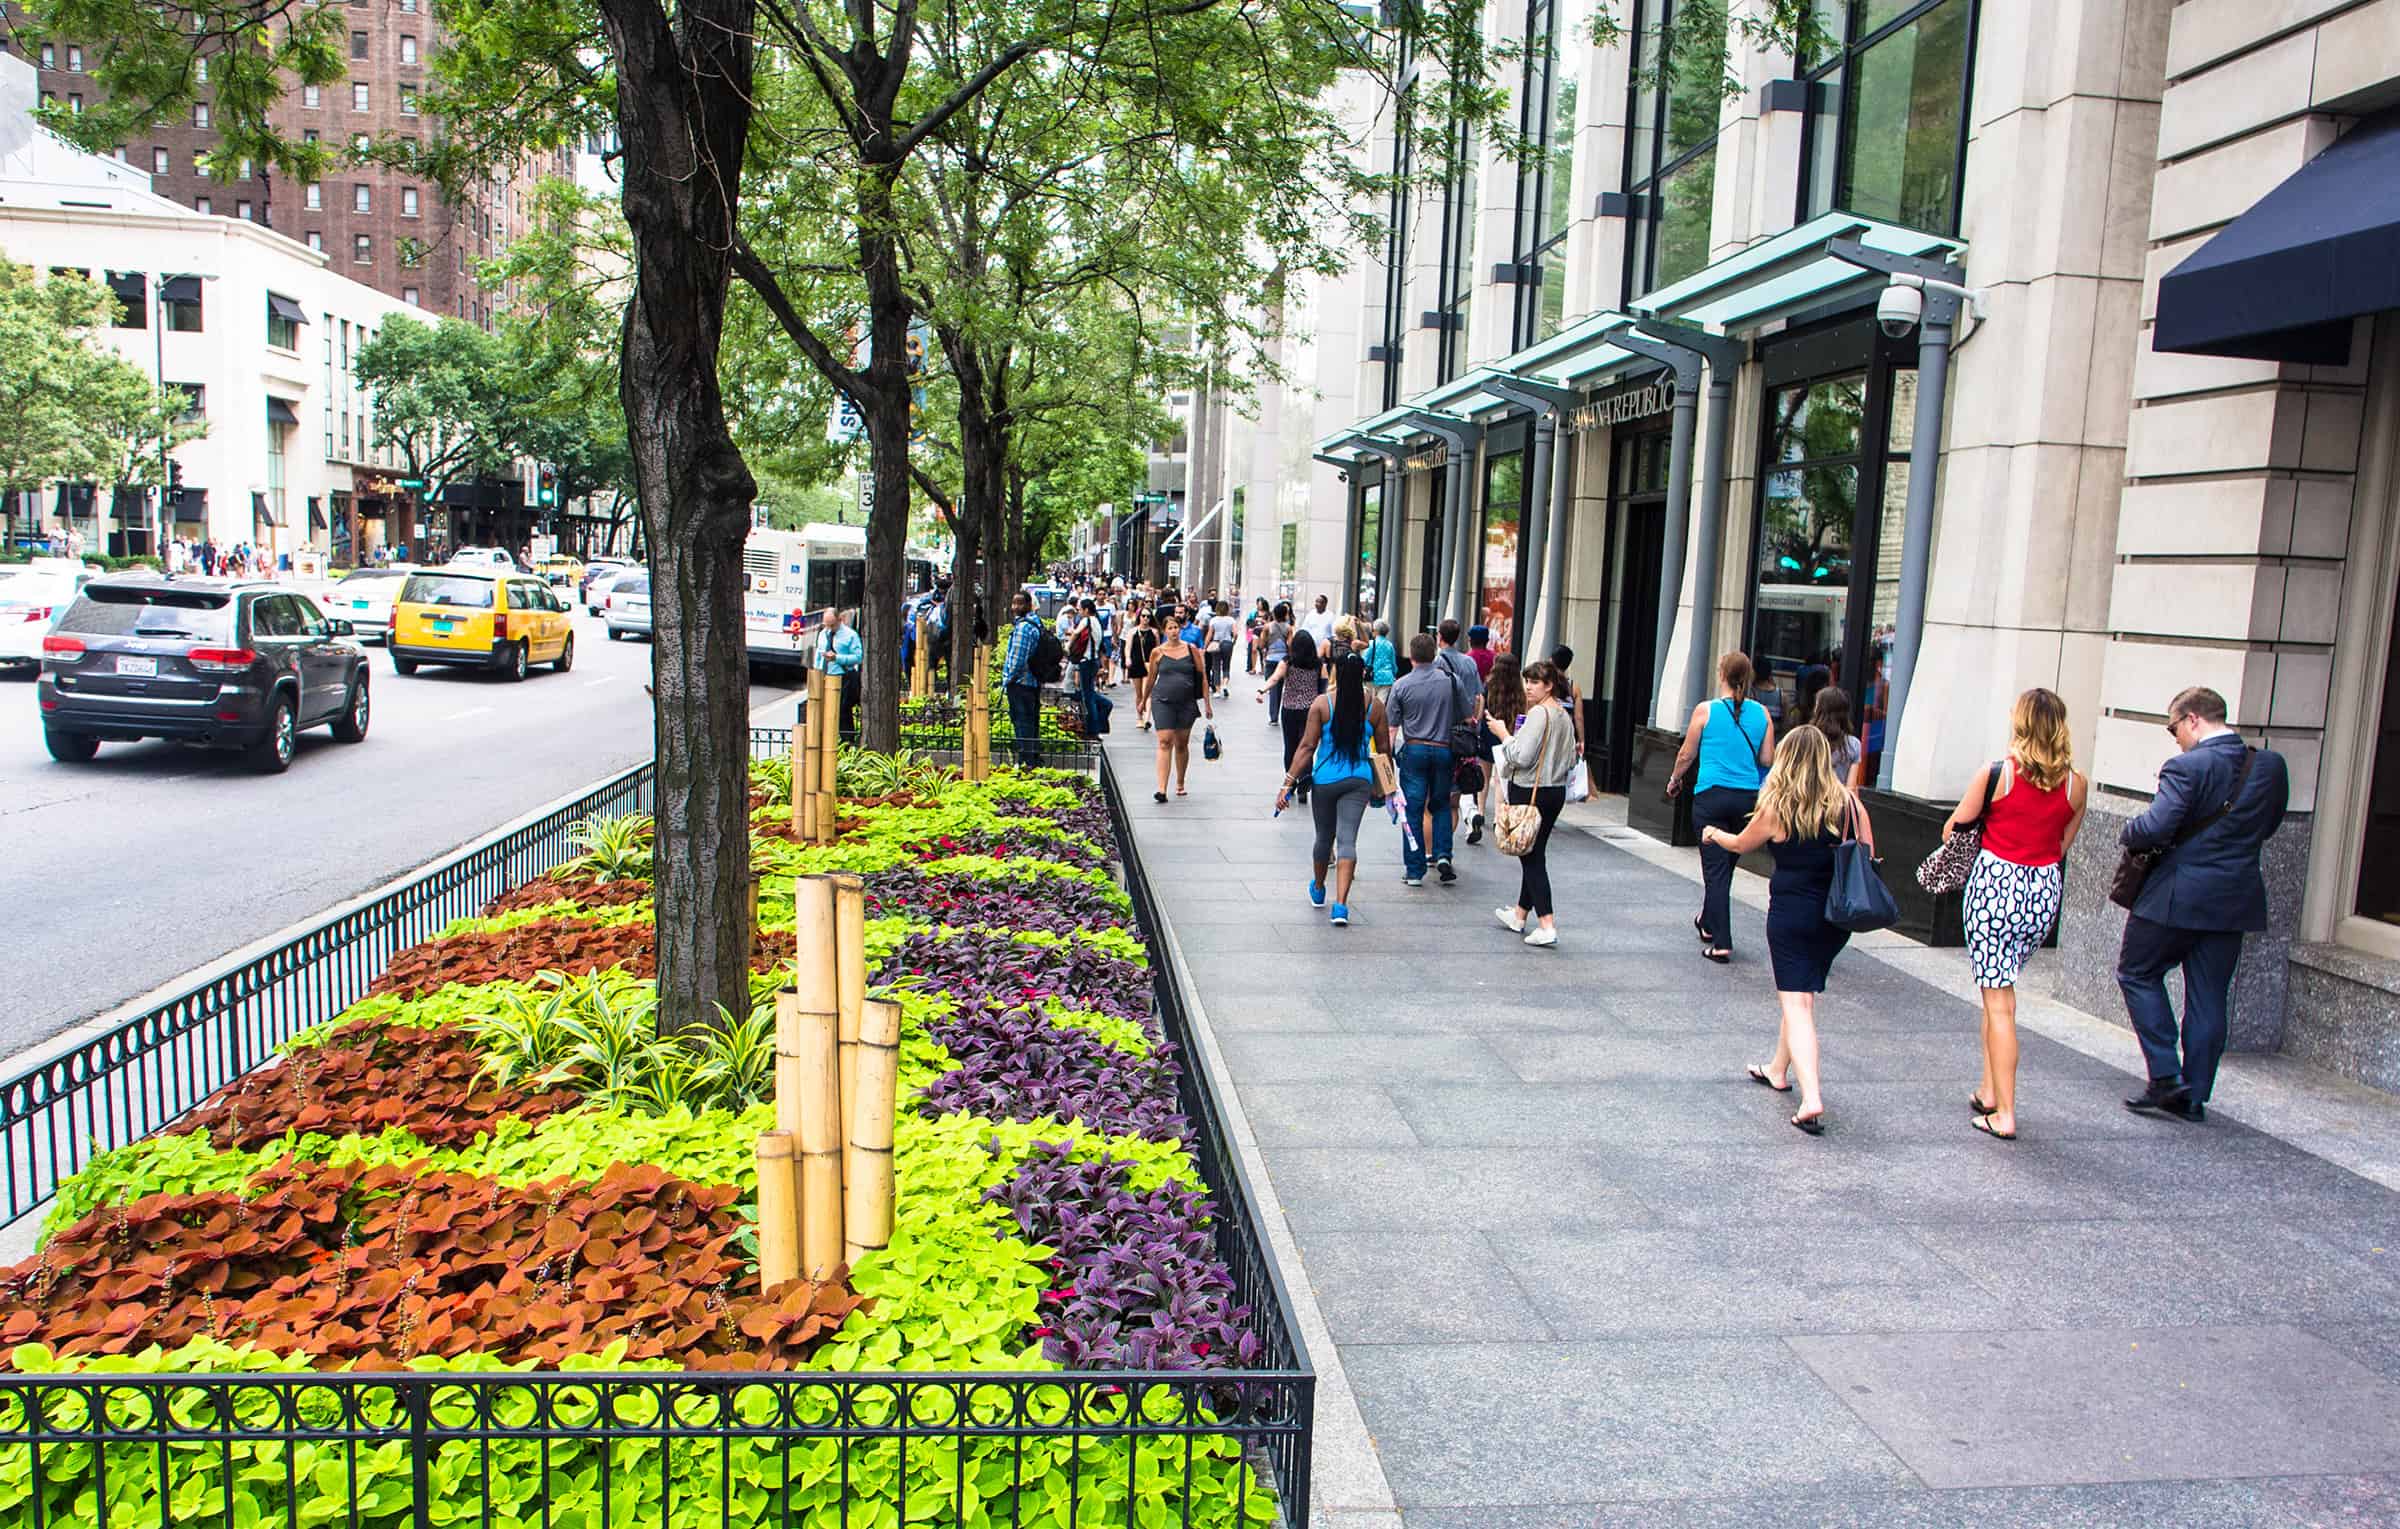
[2116,687,2289,1122]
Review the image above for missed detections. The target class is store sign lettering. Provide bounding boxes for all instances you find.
[1570,380,1676,433]
[1404,445,1448,471]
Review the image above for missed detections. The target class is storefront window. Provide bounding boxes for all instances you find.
[1480,451,1524,653]
[1621,0,1729,303]
[1799,0,1974,235]
[1751,375,1864,720]
[2356,578,2400,925]
[1357,480,1383,619]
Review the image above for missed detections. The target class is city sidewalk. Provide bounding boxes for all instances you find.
[1106,670,2400,1528]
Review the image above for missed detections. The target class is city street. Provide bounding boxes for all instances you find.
[0,604,797,1057]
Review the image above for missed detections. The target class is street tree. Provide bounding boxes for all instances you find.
[0,260,203,536]
[352,315,515,520]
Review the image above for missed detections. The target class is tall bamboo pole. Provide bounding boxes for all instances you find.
[831,872,866,1188]
[798,671,821,841]
[755,1132,799,1293]
[844,998,901,1268]
[788,709,805,835]
[816,669,840,843]
[783,874,844,1279]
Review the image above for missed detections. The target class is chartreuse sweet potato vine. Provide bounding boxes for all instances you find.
[3,753,1278,1527]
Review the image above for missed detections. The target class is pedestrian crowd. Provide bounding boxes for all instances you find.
[1036,572,2289,1147]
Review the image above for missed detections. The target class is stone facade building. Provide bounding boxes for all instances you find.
[1197,0,2400,1094]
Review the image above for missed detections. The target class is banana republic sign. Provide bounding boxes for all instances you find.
[1404,444,1448,471]
[1570,377,1676,433]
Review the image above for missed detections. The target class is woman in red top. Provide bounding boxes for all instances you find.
[1940,688,2089,1141]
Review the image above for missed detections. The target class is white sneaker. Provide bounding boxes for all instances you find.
[1494,907,1525,933]
[1523,926,1557,948]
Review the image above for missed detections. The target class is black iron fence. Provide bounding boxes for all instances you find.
[0,730,1313,1529]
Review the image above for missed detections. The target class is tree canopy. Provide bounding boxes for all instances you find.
[0,259,204,506]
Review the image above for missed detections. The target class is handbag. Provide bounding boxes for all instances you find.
[2110,747,2254,909]
[1369,748,1399,805]
[1201,723,1221,761]
[1565,758,1591,804]
[1495,802,1542,856]
[1916,760,2003,895]
[1826,798,1901,932]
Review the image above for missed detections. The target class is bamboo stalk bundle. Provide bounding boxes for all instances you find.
[815,670,840,843]
[782,874,844,1279]
[844,998,901,1267]
[788,709,806,834]
[798,672,822,840]
[831,872,866,1186]
[754,1132,799,1293]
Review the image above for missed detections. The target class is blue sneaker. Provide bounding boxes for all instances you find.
[1329,903,1350,926]
[1307,880,1327,908]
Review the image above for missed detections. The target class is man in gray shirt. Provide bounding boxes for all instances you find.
[1388,632,1460,886]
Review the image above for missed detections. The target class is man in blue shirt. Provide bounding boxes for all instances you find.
[999,589,1046,767]
[814,607,865,738]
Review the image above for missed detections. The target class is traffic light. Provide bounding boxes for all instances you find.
[168,461,183,491]
[535,467,557,507]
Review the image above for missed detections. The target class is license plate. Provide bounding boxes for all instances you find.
[432,619,455,633]
[352,599,371,610]
[114,655,157,677]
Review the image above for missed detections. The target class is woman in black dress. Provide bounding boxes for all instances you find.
[1146,607,1210,801]
[1698,725,1875,1136]
[1127,601,1159,730]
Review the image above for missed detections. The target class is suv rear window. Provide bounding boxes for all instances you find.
[614,571,650,595]
[59,587,236,641]
[401,574,496,609]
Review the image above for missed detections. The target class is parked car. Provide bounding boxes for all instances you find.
[580,557,634,609]
[537,554,585,588]
[0,568,85,675]
[317,565,416,644]
[35,577,371,771]
[604,569,653,642]
[390,569,574,680]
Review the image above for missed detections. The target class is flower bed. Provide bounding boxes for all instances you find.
[0,758,1285,1528]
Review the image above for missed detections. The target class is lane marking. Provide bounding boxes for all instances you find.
[444,706,494,721]
[584,677,614,688]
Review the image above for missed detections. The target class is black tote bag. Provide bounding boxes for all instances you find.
[1826,798,1900,933]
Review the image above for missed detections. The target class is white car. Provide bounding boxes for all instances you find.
[584,563,635,614]
[319,565,417,644]
[0,569,84,673]
[604,569,653,641]
[449,547,518,571]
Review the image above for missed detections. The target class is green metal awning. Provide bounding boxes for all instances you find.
[1633,211,1965,334]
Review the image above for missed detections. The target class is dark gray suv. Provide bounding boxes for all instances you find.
[36,577,372,772]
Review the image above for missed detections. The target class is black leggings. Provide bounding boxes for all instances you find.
[1509,782,1567,918]
[1281,708,1312,794]
[1692,786,1756,949]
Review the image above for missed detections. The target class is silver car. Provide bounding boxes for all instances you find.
[604,569,653,641]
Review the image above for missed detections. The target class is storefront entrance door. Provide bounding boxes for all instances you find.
[1593,424,1672,792]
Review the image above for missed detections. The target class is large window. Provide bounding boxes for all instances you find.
[1377,44,1418,412]
[1357,477,1383,620]
[1511,0,1580,346]
[1432,116,1477,383]
[1620,0,1727,303]
[1750,374,1863,720]
[1797,0,1974,235]
[1479,450,1525,653]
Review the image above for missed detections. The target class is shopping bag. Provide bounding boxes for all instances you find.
[1202,724,1221,761]
[1564,758,1591,804]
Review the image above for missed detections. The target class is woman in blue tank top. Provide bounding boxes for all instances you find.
[1277,653,1390,928]
[1666,650,1776,963]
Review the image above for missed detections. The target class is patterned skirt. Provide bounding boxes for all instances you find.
[1962,850,2064,989]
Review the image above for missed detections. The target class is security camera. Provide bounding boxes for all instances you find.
[1877,277,1924,339]
[1336,470,1349,483]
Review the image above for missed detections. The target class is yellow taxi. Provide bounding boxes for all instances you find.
[537,554,586,587]
[388,568,575,681]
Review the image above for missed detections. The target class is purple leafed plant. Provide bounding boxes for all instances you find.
[860,868,1128,934]
[921,828,1104,869]
[1005,803,1118,857]
[875,929,1151,1021]
[922,999,1185,1140]
[987,1141,1261,1372]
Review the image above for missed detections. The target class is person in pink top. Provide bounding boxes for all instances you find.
[1939,688,2090,1141]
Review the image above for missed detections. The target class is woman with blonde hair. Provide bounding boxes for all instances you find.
[1941,687,2089,1140]
[1701,725,1873,1135]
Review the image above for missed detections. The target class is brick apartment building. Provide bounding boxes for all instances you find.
[1,1,569,322]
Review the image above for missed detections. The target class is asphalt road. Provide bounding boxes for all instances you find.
[0,606,798,1059]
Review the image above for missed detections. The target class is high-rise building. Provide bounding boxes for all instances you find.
[0,2,570,322]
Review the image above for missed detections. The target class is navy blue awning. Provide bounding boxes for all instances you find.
[2154,109,2400,366]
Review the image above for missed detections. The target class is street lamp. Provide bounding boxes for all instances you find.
[153,270,217,568]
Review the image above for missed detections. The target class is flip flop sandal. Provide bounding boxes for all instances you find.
[1747,1065,1793,1093]
[1969,1094,1998,1117]
[1702,948,1732,964]
[1694,914,1709,941]
[1790,1113,1827,1136]
[1972,1115,2017,1142]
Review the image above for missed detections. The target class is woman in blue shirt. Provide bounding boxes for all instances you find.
[1277,653,1390,927]
[1365,619,1398,701]
[1666,650,1776,963]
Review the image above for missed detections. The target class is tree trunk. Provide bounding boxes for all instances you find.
[600,0,758,1035]
[854,176,915,753]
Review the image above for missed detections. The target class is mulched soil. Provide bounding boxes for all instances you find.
[371,921,794,998]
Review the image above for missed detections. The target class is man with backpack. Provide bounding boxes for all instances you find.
[1001,589,1059,768]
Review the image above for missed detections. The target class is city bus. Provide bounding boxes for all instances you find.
[741,523,937,674]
